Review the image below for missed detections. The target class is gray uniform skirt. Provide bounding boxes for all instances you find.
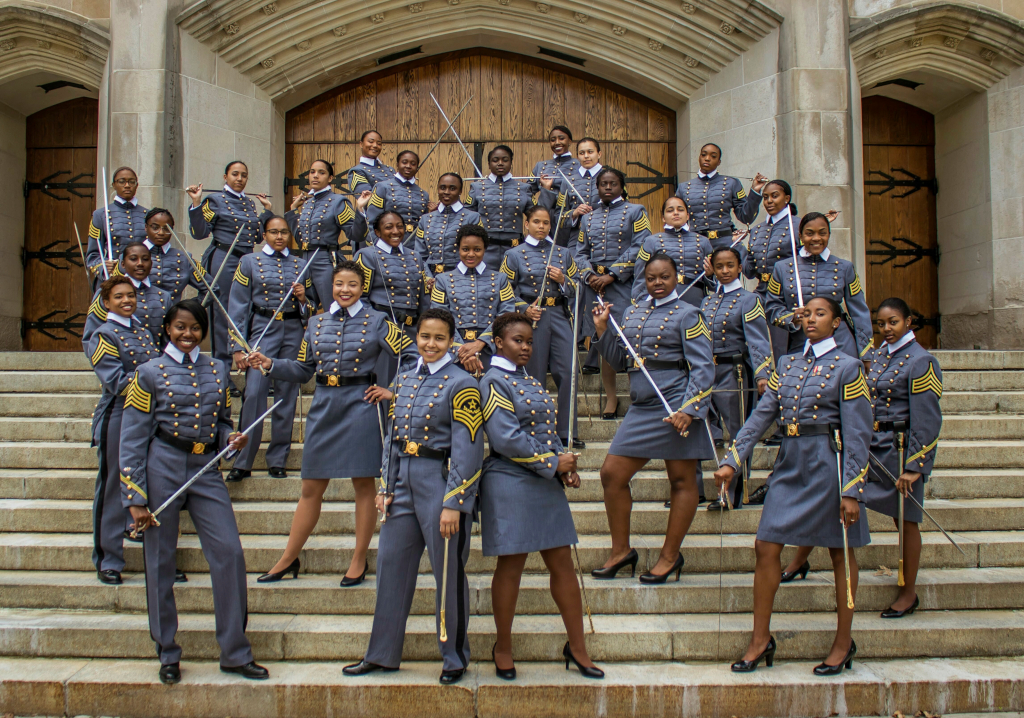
[862,432,924,523]
[608,368,715,461]
[758,434,870,548]
[302,384,383,479]
[480,456,578,556]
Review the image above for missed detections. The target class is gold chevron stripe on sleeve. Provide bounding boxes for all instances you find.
[88,296,108,321]
[452,386,483,442]
[633,213,651,233]
[90,336,120,366]
[849,275,863,295]
[499,256,514,280]
[744,299,765,322]
[685,314,711,341]
[483,384,516,420]
[431,285,446,304]
[296,339,308,363]
[767,276,782,296]
[637,246,651,262]
[767,370,780,392]
[88,221,101,239]
[355,254,372,292]
[337,205,355,226]
[842,373,871,402]
[911,363,943,398]
[202,199,215,222]
[499,282,515,302]
[232,265,249,286]
[384,322,404,354]
[124,372,152,414]
[369,191,385,208]
[737,189,747,199]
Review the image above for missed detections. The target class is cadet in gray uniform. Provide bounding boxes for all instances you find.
[481,313,603,680]
[500,205,582,448]
[700,246,774,509]
[226,216,318,482]
[537,137,602,246]
[142,208,206,302]
[285,159,370,311]
[715,296,873,676]
[366,150,432,247]
[87,167,148,284]
[529,125,582,196]
[120,299,268,685]
[766,212,874,364]
[344,308,485,685]
[344,131,396,194]
[83,242,172,344]
[465,145,534,266]
[430,225,517,374]
[590,253,715,583]
[85,276,160,584]
[633,196,714,306]
[415,173,482,277]
[248,260,411,586]
[675,144,764,254]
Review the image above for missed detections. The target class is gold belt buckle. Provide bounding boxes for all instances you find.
[633,357,645,369]
[785,424,799,437]
[873,421,880,432]
[405,224,414,233]
[301,241,309,251]
[405,441,420,456]
[545,297,556,306]
[327,375,339,386]
[511,239,519,247]
[274,311,284,321]
[464,330,477,340]
[761,273,771,282]
[596,265,606,274]
[436,264,445,274]
[713,356,719,365]
[404,315,414,326]
[192,442,205,455]
[708,230,719,239]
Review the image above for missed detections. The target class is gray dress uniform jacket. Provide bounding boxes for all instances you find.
[85,316,159,573]
[228,248,318,472]
[479,359,578,555]
[82,279,172,346]
[465,174,534,265]
[119,349,254,669]
[87,198,149,280]
[765,249,875,361]
[146,242,207,302]
[365,176,432,245]
[366,356,484,672]
[430,264,517,358]
[596,293,715,460]
[414,203,483,278]
[529,154,582,195]
[862,334,943,523]
[743,210,800,363]
[632,226,714,306]
[723,337,874,547]
[675,172,760,250]
[354,241,430,328]
[537,165,601,245]
[345,158,396,195]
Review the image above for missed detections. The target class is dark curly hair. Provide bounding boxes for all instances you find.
[493,311,533,341]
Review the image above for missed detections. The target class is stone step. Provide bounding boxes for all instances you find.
[0,606,1022,663]
[933,349,1024,369]
[943,371,1024,391]
[1,567,1020,616]
[0,530,996,575]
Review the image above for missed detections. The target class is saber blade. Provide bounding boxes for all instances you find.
[595,295,674,417]
[439,536,450,642]
[419,96,473,169]
[429,93,482,177]
[836,435,854,609]
[202,226,246,307]
[250,248,320,353]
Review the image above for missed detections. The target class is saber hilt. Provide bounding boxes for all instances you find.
[533,200,568,328]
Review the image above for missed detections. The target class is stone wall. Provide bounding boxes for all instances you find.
[0,102,26,351]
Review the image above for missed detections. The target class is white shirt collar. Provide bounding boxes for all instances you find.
[308,186,331,197]
[769,205,791,225]
[394,173,417,186]
[108,312,132,328]
[653,289,680,306]
[143,239,171,254]
[416,353,454,374]
[720,278,743,293]
[604,196,624,206]
[113,196,138,207]
[579,163,602,178]
[329,299,364,317]
[359,156,378,166]
[697,170,719,180]
[664,223,690,233]
[129,276,151,289]
[490,355,518,372]
[262,244,290,257]
[223,184,245,199]
[887,330,916,354]
[804,336,839,358]
[165,342,200,363]
[457,261,486,274]
[799,247,831,261]
[525,235,552,247]
[554,152,573,159]
[375,238,404,255]
[439,200,464,214]
[488,173,508,184]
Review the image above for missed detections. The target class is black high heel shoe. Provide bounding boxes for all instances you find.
[257,558,300,583]
[780,561,810,583]
[880,595,919,618]
[602,397,619,420]
[591,548,638,579]
[340,561,368,587]
[563,641,604,679]
[638,553,684,584]
[731,636,776,672]
[492,643,516,680]
[812,640,857,676]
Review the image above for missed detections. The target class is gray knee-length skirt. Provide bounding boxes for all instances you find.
[862,435,924,523]
[302,384,383,479]
[609,376,715,461]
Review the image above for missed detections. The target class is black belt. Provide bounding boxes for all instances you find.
[399,439,449,461]
[641,358,687,371]
[713,354,744,365]
[213,240,252,258]
[315,373,376,386]
[460,327,485,341]
[699,229,734,240]
[299,242,338,252]
[156,427,216,455]
[490,237,522,248]
[781,422,837,438]
[371,303,417,326]
[521,294,566,307]
[253,305,303,320]
[875,420,909,432]
[432,263,456,275]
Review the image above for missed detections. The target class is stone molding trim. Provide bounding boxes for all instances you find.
[850,2,1024,91]
[0,1,109,90]
[176,0,782,103]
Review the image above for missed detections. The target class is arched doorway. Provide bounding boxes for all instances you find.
[284,48,677,221]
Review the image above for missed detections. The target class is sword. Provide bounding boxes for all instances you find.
[439,536,450,642]
[567,282,581,447]
[868,453,966,556]
[556,169,588,205]
[73,222,106,280]
[464,176,533,182]
[595,294,673,417]
[835,429,855,609]
[897,431,906,586]
[101,167,113,262]
[249,248,320,353]
[429,93,482,177]
[786,210,804,307]
[736,362,749,505]
[202,226,246,307]
[419,96,473,169]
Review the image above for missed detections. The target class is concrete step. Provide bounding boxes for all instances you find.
[2,567,1021,616]
[944,371,1024,391]
[933,349,1024,369]
[0,530,994,575]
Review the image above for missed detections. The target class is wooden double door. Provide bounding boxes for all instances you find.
[284,49,677,222]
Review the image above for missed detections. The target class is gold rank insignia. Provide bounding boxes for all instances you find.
[452,386,483,441]
[499,282,515,302]
[911,362,943,398]
[233,265,249,286]
[90,336,119,366]
[431,284,446,304]
[767,276,782,296]
[124,372,152,413]
[842,372,871,402]
[483,384,515,420]
[849,275,863,295]
[202,199,215,222]
[744,300,766,322]
[88,295,108,322]
[685,314,711,342]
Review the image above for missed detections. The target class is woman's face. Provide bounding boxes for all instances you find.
[308,161,333,191]
[876,306,913,345]
[224,163,248,193]
[167,310,203,354]
[762,183,790,216]
[803,297,840,341]
[712,252,741,285]
[577,141,601,170]
[112,169,138,201]
[361,132,383,159]
[645,259,678,300]
[104,282,137,318]
[458,235,486,268]
[438,176,462,206]
[549,129,570,156]
[145,213,174,246]
[376,213,405,247]
[396,153,419,179]
[663,197,690,229]
[597,174,622,204]
[417,318,453,364]
[264,218,291,252]
[488,149,512,177]
[698,144,721,175]
[123,246,152,281]
[525,210,551,240]
[801,217,830,256]
[495,322,533,366]
[332,270,363,308]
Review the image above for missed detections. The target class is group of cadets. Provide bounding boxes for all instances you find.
[78,127,943,687]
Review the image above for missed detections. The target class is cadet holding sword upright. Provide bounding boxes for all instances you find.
[87,167,148,285]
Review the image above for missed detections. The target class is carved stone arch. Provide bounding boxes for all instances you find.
[0,3,109,91]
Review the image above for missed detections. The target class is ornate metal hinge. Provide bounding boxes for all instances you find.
[21,239,84,271]
[866,236,939,268]
[23,171,95,201]
[865,168,937,198]
[20,310,86,341]
[625,161,678,199]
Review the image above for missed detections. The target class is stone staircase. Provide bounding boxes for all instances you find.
[1,350,1024,717]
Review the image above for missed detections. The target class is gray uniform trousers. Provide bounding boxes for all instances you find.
[201,245,248,363]
[303,248,339,314]
[527,307,577,443]
[233,316,304,471]
[142,443,253,668]
[365,455,472,671]
[94,400,130,572]
[708,361,755,507]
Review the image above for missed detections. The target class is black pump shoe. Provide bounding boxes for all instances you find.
[731,636,776,672]
[572,439,587,450]
[812,640,857,676]
[563,641,604,678]
[343,660,397,676]
[220,661,269,680]
[880,595,919,619]
[639,553,684,584]
[440,668,466,684]
[268,467,287,478]
[492,643,516,680]
[780,561,810,583]
[97,569,122,585]
[226,469,251,482]
[258,558,300,583]
[706,497,732,511]
[159,662,180,684]
[340,561,368,587]
[174,569,188,583]
[591,548,638,579]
